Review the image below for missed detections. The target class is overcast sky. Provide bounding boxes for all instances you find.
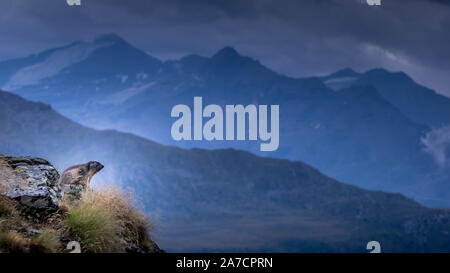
[0,0,449,96]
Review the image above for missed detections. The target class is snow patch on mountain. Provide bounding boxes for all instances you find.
[3,41,113,90]
[99,81,156,105]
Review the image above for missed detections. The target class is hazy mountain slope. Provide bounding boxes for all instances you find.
[357,69,450,128]
[324,68,450,128]
[1,89,450,252]
[1,35,449,207]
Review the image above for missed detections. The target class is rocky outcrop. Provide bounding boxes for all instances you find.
[0,154,162,253]
[0,155,62,213]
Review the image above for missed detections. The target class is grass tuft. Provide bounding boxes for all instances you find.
[63,186,154,253]
[87,186,154,250]
[29,230,61,253]
[0,231,27,253]
[63,196,121,253]
[0,197,14,218]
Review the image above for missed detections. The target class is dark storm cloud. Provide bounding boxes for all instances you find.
[0,0,449,95]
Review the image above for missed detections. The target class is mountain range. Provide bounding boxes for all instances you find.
[2,89,450,252]
[322,67,450,127]
[0,33,449,208]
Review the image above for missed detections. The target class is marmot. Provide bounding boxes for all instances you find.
[59,161,104,198]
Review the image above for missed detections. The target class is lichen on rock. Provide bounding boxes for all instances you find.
[0,155,62,212]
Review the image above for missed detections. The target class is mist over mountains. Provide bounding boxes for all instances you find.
[1,34,450,209]
[2,89,450,252]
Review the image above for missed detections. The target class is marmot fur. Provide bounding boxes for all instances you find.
[59,161,104,193]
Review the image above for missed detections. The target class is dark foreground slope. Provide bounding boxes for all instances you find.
[0,90,449,252]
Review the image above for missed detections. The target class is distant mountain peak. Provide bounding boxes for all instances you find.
[94,33,126,44]
[365,67,390,75]
[327,68,360,79]
[212,46,241,59]
[364,68,413,82]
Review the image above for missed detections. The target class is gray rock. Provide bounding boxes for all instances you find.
[0,155,62,212]
[27,228,42,235]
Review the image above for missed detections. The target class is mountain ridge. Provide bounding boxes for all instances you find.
[324,67,450,128]
[0,34,449,208]
[2,89,450,252]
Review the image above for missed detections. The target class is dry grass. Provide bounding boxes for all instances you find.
[0,196,25,232]
[0,231,27,253]
[0,201,60,253]
[87,186,154,250]
[63,186,154,253]
[0,196,15,218]
[63,194,121,253]
[0,161,30,253]
[29,230,61,253]
[58,195,74,214]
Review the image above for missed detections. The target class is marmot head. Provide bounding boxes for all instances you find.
[87,161,104,175]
